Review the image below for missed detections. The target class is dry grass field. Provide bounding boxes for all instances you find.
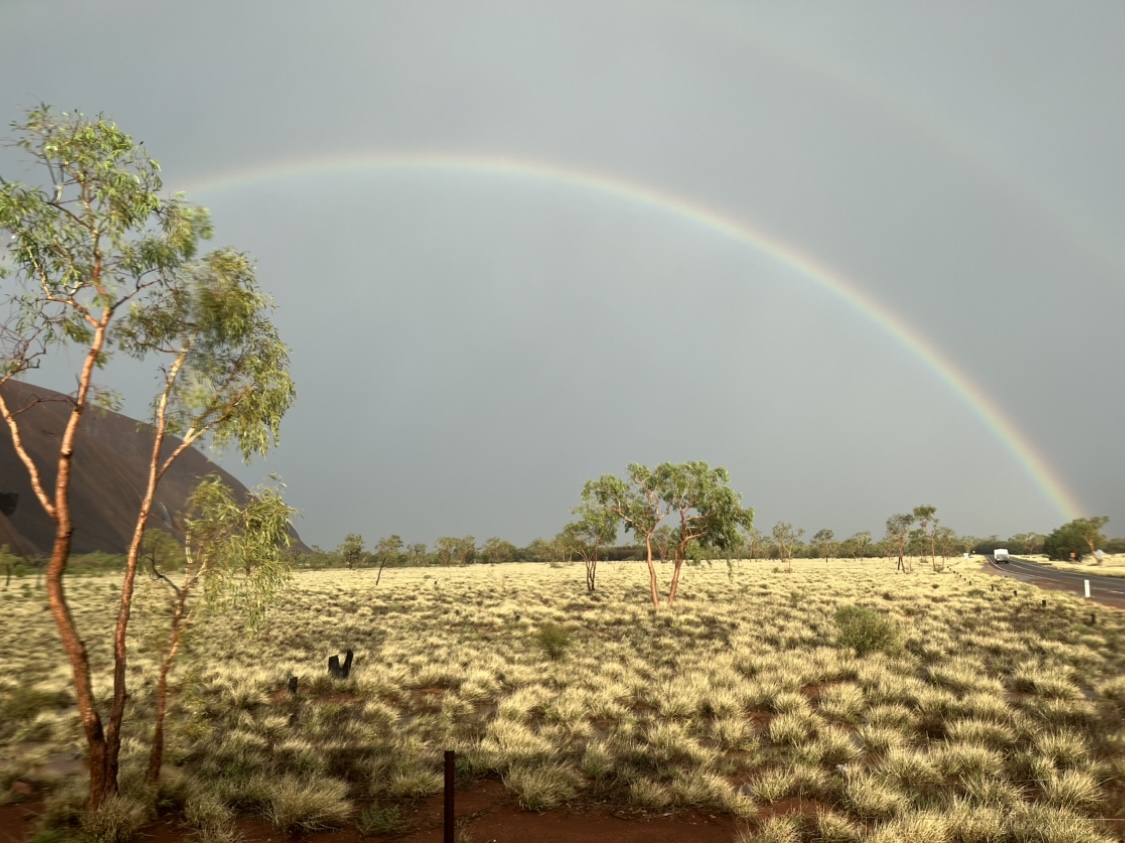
[1024,554,1125,579]
[2,558,1124,842]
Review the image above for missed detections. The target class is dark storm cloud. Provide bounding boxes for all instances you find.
[2,0,1121,548]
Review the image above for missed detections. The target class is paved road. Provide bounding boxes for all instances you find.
[988,555,1125,606]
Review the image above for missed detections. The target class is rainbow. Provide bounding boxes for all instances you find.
[180,152,1084,520]
[646,0,1125,291]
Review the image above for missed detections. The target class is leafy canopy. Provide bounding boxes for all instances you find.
[0,106,294,459]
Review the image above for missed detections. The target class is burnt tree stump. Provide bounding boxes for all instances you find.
[328,649,355,679]
[288,676,299,695]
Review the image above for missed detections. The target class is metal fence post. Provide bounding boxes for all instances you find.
[444,750,455,843]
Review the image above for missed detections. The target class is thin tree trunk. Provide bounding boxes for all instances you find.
[645,536,659,609]
[147,603,185,783]
[46,320,116,810]
[47,528,110,806]
[35,367,110,806]
[107,357,189,798]
[667,560,685,606]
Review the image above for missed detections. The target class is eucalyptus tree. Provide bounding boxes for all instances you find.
[0,107,295,809]
[885,513,916,572]
[373,534,405,582]
[337,533,367,569]
[582,465,671,608]
[812,528,836,562]
[563,495,618,592]
[745,526,766,560]
[912,504,940,570]
[435,536,460,566]
[1044,517,1109,561]
[480,536,517,566]
[771,522,804,573]
[582,461,752,608]
[840,531,872,560]
[660,462,754,603]
[934,526,960,564]
[146,476,293,782]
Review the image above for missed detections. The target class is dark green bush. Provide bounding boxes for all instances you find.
[834,605,901,656]
[536,623,572,660]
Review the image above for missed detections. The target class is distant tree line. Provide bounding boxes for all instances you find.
[304,512,1118,575]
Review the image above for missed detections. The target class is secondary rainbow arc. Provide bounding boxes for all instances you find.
[180,152,1083,521]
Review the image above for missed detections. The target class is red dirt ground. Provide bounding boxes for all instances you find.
[0,780,750,843]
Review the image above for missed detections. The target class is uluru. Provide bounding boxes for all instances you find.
[0,380,307,557]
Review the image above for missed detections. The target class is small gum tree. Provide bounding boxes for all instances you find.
[564,492,620,592]
[812,528,836,563]
[373,534,405,583]
[662,462,754,603]
[583,464,672,608]
[337,533,367,569]
[885,513,916,572]
[146,475,294,782]
[912,504,940,570]
[0,107,295,809]
[581,461,753,608]
[771,521,804,573]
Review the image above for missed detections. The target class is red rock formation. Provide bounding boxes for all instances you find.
[0,380,307,556]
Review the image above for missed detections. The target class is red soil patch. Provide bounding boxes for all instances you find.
[747,710,775,731]
[1,782,746,843]
[799,682,845,705]
[755,797,833,822]
[0,800,42,843]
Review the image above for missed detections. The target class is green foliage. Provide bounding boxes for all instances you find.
[885,513,915,569]
[142,529,184,574]
[1,106,294,460]
[479,536,517,566]
[812,528,836,561]
[336,534,367,569]
[181,476,294,628]
[580,461,753,604]
[536,622,573,660]
[772,522,804,571]
[1044,517,1109,561]
[564,498,619,562]
[835,605,902,656]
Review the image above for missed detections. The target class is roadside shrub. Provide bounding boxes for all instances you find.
[834,606,901,656]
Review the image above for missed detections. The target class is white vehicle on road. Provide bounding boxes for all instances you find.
[993,549,1010,563]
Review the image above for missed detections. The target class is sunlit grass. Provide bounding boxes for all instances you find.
[1,558,1123,842]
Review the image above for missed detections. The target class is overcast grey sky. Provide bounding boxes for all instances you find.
[3,1,1122,549]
